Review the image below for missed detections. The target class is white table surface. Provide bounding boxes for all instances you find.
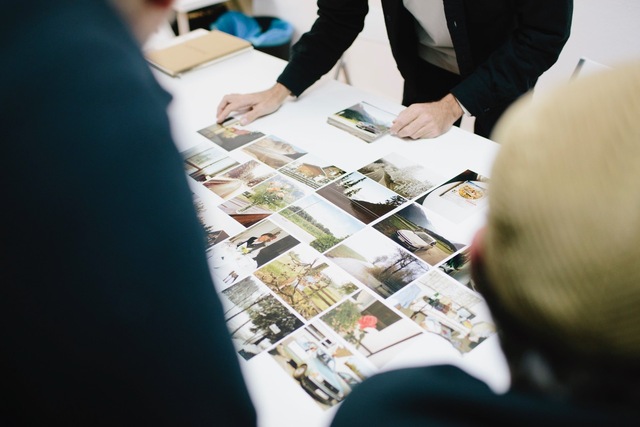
[152,49,510,427]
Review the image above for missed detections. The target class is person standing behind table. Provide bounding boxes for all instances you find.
[1,0,256,425]
[331,61,640,426]
[216,0,573,139]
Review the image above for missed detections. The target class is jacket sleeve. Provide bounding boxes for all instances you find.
[277,0,369,96]
[451,0,573,117]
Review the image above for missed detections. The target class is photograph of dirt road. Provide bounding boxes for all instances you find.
[373,202,463,266]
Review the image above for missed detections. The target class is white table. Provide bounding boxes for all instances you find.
[153,49,509,427]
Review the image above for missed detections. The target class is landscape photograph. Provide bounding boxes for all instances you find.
[182,141,239,182]
[203,159,276,200]
[221,276,304,361]
[358,152,443,199]
[325,227,430,298]
[387,269,495,354]
[279,153,346,189]
[274,194,365,253]
[218,174,308,227]
[373,202,463,266]
[241,135,307,168]
[254,245,359,320]
[316,171,407,224]
[197,121,265,151]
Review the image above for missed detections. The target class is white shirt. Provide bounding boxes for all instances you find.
[403,0,460,75]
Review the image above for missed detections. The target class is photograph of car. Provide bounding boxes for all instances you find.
[396,229,437,251]
[278,340,352,406]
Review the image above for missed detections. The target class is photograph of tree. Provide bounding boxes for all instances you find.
[321,290,422,367]
[274,194,365,253]
[181,141,239,182]
[373,202,463,266]
[209,219,300,288]
[325,227,430,298]
[203,159,276,200]
[316,171,407,224]
[241,135,307,168]
[221,276,304,361]
[358,152,443,199]
[268,322,375,409]
[417,169,490,224]
[279,153,346,190]
[253,245,359,320]
[197,122,265,151]
[387,269,495,354]
[218,174,309,227]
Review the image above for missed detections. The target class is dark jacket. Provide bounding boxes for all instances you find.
[1,0,256,425]
[278,0,572,130]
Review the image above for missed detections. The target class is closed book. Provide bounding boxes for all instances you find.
[145,29,253,77]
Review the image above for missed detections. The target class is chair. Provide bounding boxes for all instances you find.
[571,57,611,79]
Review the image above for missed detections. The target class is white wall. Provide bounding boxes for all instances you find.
[253,0,640,102]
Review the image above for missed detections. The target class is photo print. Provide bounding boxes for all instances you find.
[373,202,463,267]
[202,159,276,200]
[327,101,397,143]
[417,169,490,224]
[268,322,375,409]
[219,174,309,227]
[387,269,495,354]
[192,192,233,251]
[279,153,347,190]
[253,244,359,320]
[198,119,265,152]
[241,135,307,169]
[221,276,304,361]
[437,247,477,292]
[182,141,239,182]
[321,290,423,368]
[325,227,430,299]
[357,152,444,199]
[316,171,407,225]
[209,219,300,288]
[274,193,365,253]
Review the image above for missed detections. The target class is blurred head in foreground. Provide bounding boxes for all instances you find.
[472,60,640,402]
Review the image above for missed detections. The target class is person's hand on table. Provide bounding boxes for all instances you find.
[216,82,291,125]
[390,93,463,139]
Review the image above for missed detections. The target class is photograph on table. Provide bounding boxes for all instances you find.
[316,171,407,225]
[241,135,307,169]
[321,289,423,368]
[278,153,346,190]
[221,276,304,361]
[273,193,365,254]
[253,244,359,321]
[437,247,477,292]
[357,152,444,199]
[417,169,490,224]
[208,219,300,288]
[325,227,430,299]
[218,174,309,228]
[327,101,397,143]
[202,159,276,200]
[387,269,495,354]
[182,141,239,182]
[268,322,376,410]
[373,202,463,267]
[197,119,265,152]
